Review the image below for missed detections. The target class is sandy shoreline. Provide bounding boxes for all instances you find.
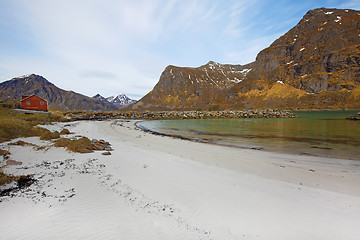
[1,119,360,239]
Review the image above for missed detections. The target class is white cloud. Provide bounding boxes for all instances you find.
[79,71,119,80]
[1,1,175,97]
[340,0,360,9]
[221,32,282,65]
[0,0,301,98]
[2,0,357,101]
[5,0,227,98]
[222,1,258,37]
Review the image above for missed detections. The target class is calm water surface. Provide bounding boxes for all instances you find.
[138,111,360,160]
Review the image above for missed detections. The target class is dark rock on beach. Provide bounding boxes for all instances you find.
[346,112,360,120]
[0,175,36,197]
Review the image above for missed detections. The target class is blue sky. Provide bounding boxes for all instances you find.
[1,0,359,100]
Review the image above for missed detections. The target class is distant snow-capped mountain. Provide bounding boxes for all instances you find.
[106,93,136,104]
[92,93,137,109]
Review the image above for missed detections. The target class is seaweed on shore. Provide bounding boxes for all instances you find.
[0,175,36,197]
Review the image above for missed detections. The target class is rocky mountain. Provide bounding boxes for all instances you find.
[0,74,117,111]
[93,94,108,102]
[130,61,253,111]
[92,93,136,109]
[129,8,360,111]
[106,94,137,108]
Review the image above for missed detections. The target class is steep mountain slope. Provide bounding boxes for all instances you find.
[93,94,108,102]
[130,61,253,111]
[129,8,360,111]
[0,74,116,111]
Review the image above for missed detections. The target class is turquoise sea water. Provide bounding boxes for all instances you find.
[138,111,360,160]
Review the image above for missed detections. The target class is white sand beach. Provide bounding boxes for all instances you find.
[1,120,360,240]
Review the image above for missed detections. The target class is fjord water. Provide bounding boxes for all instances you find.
[139,111,360,160]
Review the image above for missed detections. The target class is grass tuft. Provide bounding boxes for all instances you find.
[39,129,61,140]
[0,170,19,186]
[60,128,71,135]
[0,148,9,156]
[9,140,37,147]
[54,137,97,153]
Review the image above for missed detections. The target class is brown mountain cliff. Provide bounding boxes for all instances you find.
[131,61,253,111]
[129,8,360,111]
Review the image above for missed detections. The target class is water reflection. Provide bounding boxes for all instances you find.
[139,111,360,160]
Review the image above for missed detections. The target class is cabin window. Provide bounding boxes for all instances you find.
[40,101,44,105]
[26,101,30,105]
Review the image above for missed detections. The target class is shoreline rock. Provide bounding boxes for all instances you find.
[346,112,360,120]
[66,109,297,121]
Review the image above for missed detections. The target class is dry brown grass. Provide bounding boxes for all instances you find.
[0,105,67,143]
[60,128,71,135]
[0,119,39,143]
[8,140,47,151]
[9,140,37,147]
[0,105,70,186]
[0,170,19,186]
[0,148,9,156]
[1,146,18,185]
[39,129,61,141]
[6,160,22,166]
[1,145,17,185]
[54,137,97,153]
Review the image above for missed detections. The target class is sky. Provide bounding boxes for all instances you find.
[1,0,360,100]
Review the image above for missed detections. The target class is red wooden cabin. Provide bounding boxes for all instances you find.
[20,95,48,111]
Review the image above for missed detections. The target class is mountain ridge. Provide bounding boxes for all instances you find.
[0,74,117,111]
[92,93,137,109]
[128,8,360,111]
[93,94,108,102]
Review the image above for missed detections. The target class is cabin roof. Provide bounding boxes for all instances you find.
[20,94,48,103]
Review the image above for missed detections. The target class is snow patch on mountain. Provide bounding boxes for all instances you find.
[106,94,136,105]
[93,93,136,109]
